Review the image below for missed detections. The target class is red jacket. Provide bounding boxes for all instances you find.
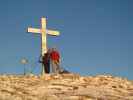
[50,50,60,62]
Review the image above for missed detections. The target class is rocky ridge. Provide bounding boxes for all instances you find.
[0,74,133,100]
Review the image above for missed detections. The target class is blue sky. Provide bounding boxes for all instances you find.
[0,0,133,79]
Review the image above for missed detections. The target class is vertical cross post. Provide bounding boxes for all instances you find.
[41,18,46,75]
[41,18,47,55]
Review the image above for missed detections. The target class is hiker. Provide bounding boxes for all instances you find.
[50,48,61,73]
[39,49,51,73]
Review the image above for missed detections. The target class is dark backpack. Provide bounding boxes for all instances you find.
[59,68,70,74]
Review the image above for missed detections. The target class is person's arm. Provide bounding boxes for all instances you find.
[58,52,61,63]
[38,55,42,63]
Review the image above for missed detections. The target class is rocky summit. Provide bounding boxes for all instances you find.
[0,74,133,100]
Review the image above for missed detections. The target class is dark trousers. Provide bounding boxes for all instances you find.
[44,62,50,73]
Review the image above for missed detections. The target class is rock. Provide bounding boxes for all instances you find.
[0,74,132,100]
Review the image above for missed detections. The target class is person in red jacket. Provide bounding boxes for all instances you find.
[50,48,61,73]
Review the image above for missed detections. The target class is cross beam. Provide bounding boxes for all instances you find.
[27,17,60,75]
[28,17,60,55]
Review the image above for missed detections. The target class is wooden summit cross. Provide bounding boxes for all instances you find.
[27,17,60,75]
